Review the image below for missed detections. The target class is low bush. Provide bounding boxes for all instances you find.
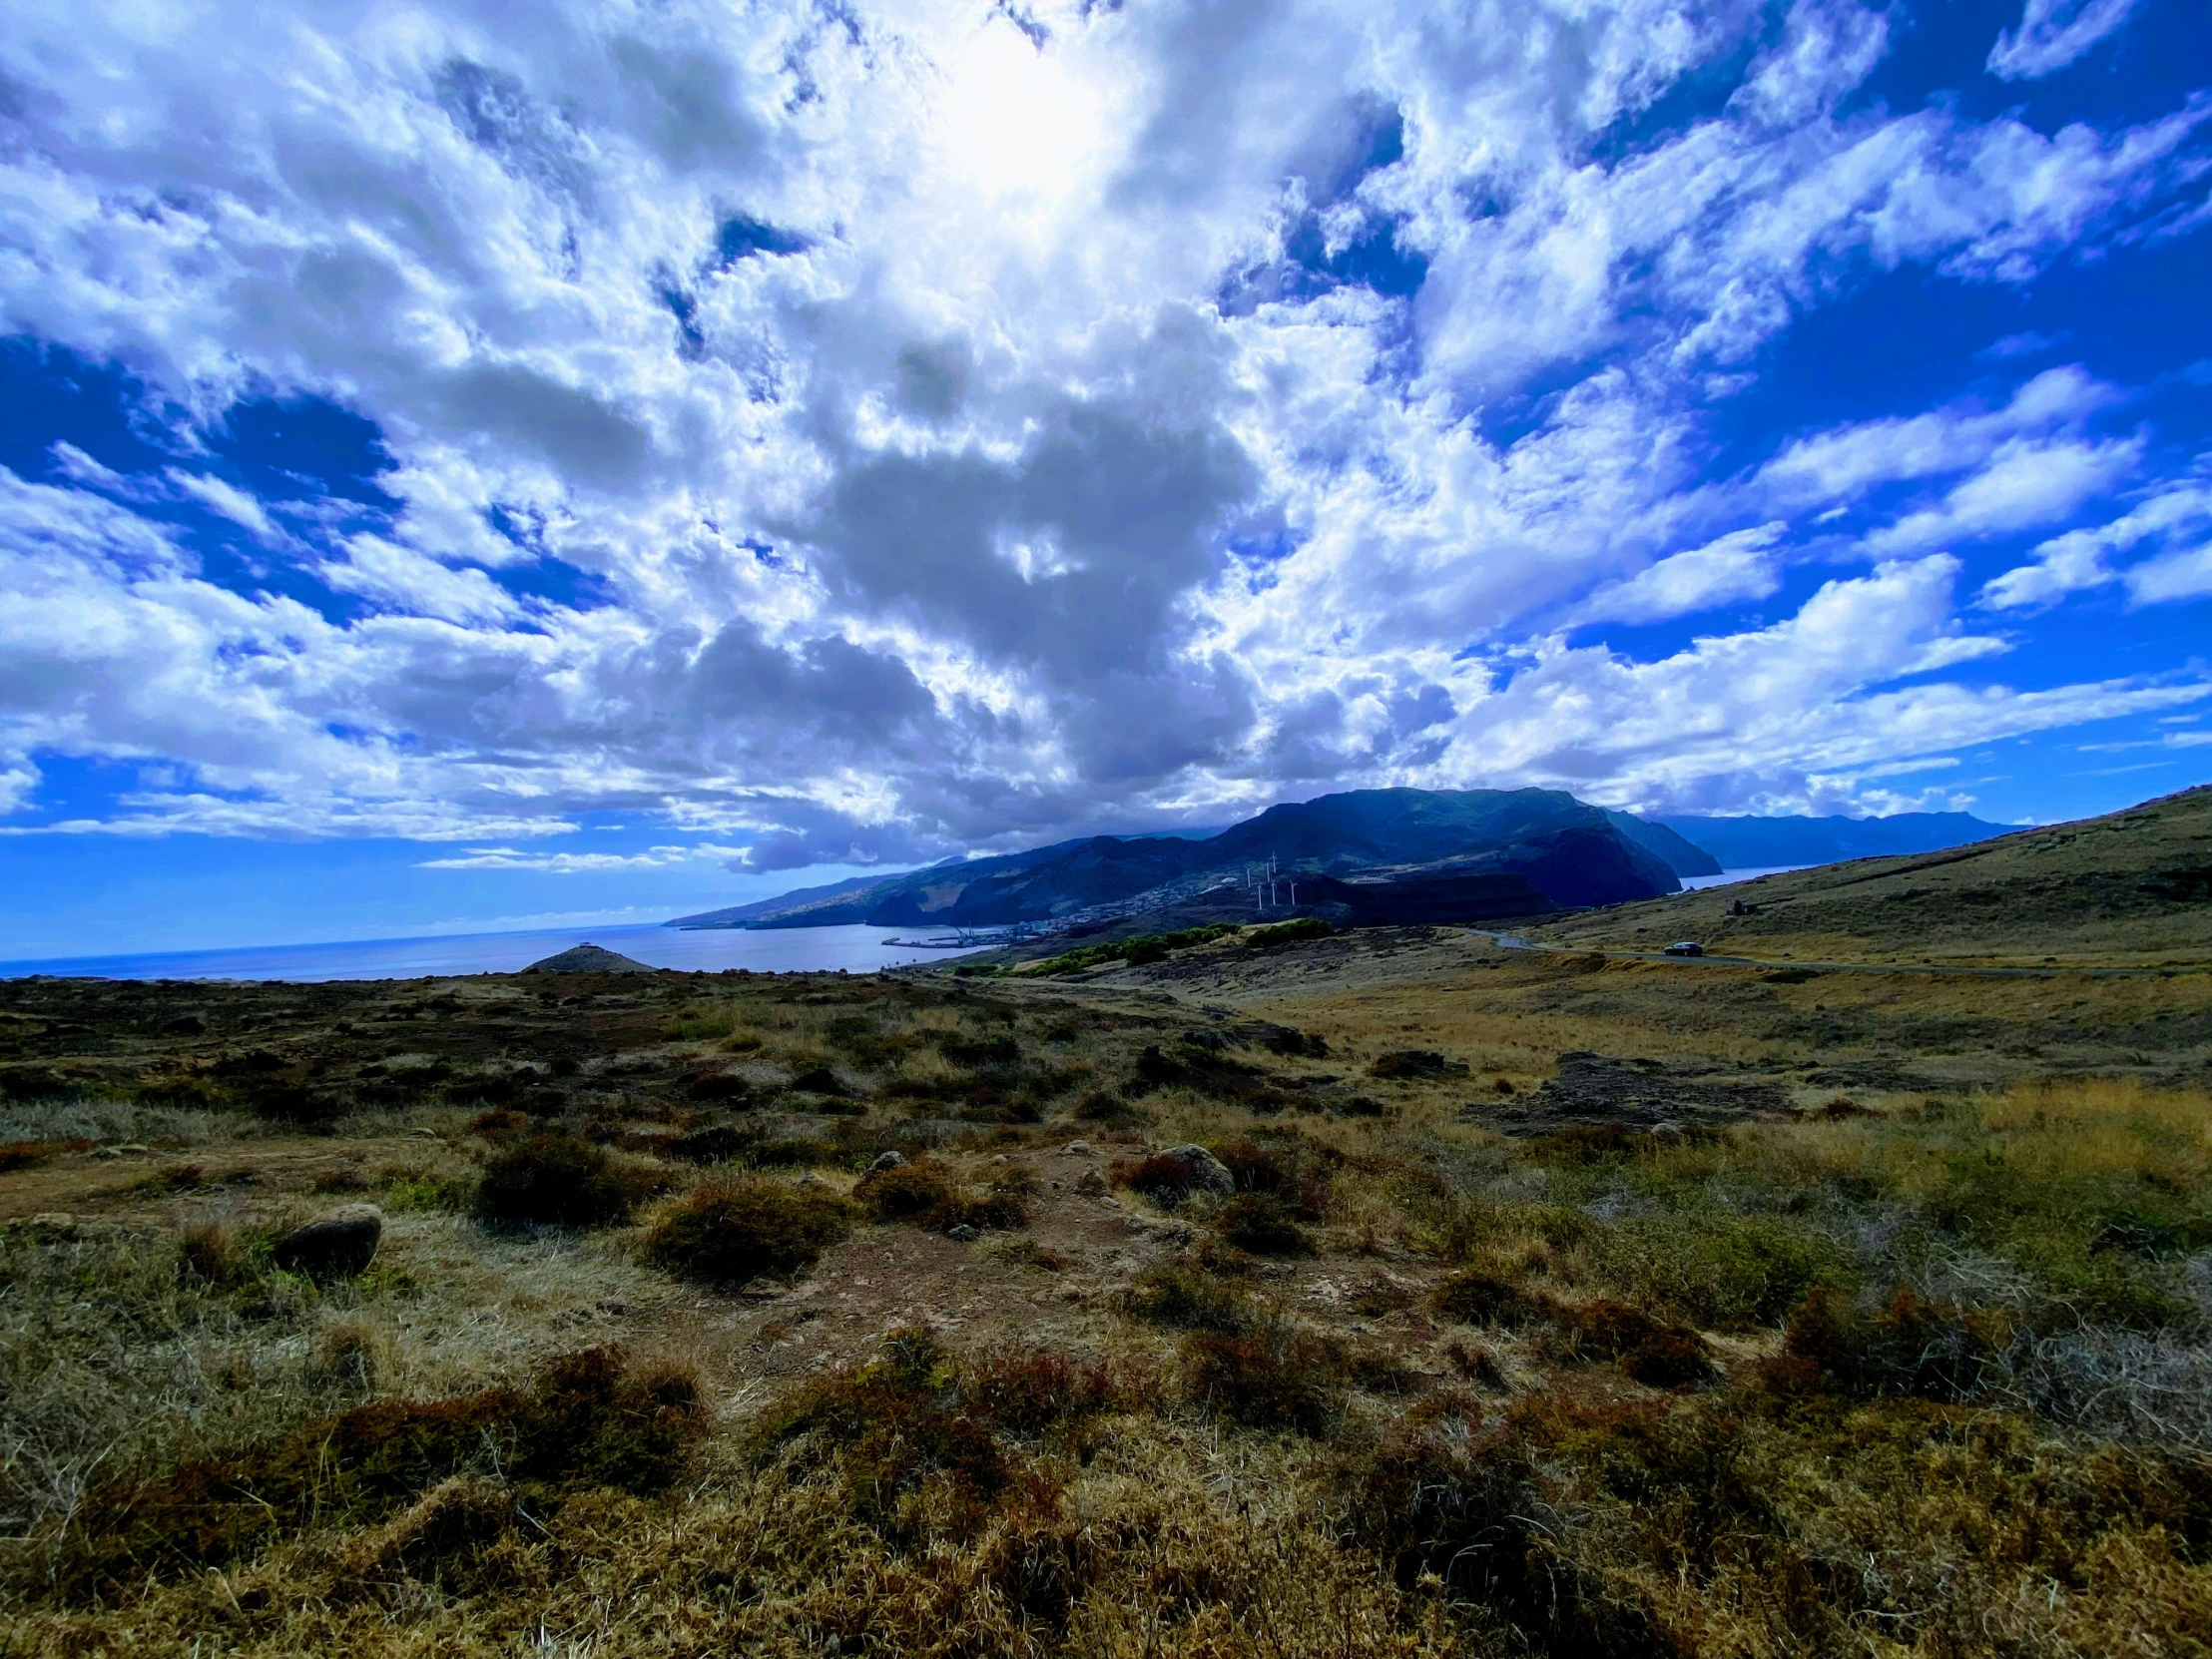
[1245,917,1333,948]
[1591,1211,1845,1331]
[1214,1193,1315,1257]
[1549,1300,1716,1387]
[1433,1272,1715,1385]
[1183,1319,1348,1437]
[787,1064,849,1097]
[1432,1270,1561,1329]
[472,1132,653,1229]
[852,1157,1033,1232]
[755,1328,1008,1541]
[176,1222,246,1287]
[48,1347,707,1595]
[966,1350,1118,1433]
[1119,1260,1254,1333]
[644,1179,852,1286]
[1211,1133,1334,1218]
[1030,924,1240,977]
[1768,1286,2012,1403]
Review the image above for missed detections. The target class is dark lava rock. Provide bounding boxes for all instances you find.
[1231,1021,1330,1058]
[272,1204,383,1280]
[523,943,654,973]
[1369,1049,1469,1080]
[1471,1052,1792,1137]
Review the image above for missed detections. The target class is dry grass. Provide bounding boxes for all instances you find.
[7,943,2212,1654]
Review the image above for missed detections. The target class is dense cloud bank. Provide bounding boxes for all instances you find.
[0,0,2207,868]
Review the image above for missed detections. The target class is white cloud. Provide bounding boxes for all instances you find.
[0,0,2203,857]
[2125,542,2212,606]
[415,842,748,870]
[1571,524,1786,627]
[1987,0,2143,82]
[167,471,278,540]
[1980,482,2212,609]
[1863,434,2141,556]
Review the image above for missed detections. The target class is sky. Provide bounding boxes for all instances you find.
[1,0,2209,958]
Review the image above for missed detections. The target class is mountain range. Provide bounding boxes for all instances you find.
[1651,811,2007,867]
[665,789,2005,934]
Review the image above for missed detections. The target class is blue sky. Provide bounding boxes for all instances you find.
[1,0,2208,957]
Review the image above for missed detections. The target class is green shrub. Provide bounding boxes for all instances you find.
[1030,924,1241,977]
[1245,917,1332,949]
[472,1132,648,1229]
[1592,1211,1846,1330]
[644,1179,852,1285]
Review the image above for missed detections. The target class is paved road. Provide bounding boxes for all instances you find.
[1470,932,2206,980]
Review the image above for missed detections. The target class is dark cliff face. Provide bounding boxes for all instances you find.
[1207,787,1602,869]
[710,787,1687,931]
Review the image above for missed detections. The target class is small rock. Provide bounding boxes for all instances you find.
[272,1204,382,1281]
[869,1150,906,1172]
[946,1224,980,1243]
[1073,1168,1109,1197]
[404,1127,444,1141]
[795,1174,826,1189]
[990,1153,1009,1164]
[1059,1140,1095,1157]
[739,1278,785,1302]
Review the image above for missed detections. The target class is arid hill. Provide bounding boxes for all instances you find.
[1525,783,2212,969]
[2,785,2209,1657]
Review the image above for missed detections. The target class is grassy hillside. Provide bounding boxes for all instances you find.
[1529,784,2212,969]
[2,794,2209,1655]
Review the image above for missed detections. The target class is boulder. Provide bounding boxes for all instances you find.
[946,1223,980,1243]
[1151,1144,1235,1201]
[869,1150,906,1172]
[273,1204,383,1281]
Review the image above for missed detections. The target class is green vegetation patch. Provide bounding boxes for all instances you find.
[1029,923,1242,977]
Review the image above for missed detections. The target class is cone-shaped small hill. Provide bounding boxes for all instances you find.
[523,942,654,973]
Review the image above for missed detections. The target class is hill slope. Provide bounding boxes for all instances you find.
[1535,785,2212,968]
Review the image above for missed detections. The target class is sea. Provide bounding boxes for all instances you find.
[0,866,1816,983]
[1677,865,1811,891]
[0,922,956,983]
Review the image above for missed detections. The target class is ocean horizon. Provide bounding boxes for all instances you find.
[0,921,957,983]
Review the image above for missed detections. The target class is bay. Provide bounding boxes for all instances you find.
[0,922,956,983]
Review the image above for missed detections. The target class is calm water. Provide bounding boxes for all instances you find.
[1677,865,1813,891]
[0,922,957,983]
